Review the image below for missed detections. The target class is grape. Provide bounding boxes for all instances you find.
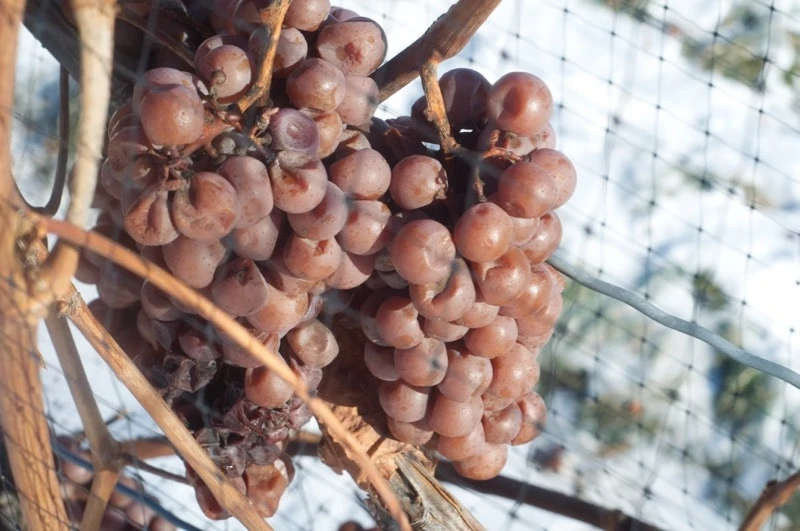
[98,159,123,199]
[217,156,273,229]
[329,148,391,200]
[244,460,293,517]
[517,297,562,342]
[481,392,514,414]
[408,258,475,321]
[336,76,380,127]
[172,172,240,241]
[389,155,447,210]
[107,101,137,139]
[390,219,456,285]
[517,330,554,351]
[316,17,387,76]
[106,126,150,165]
[211,258,270,316]
[228,210,283,261]
[305,110,343,159]
[486,72,552,137]
[283,235,342,281]
[268,108,321,168]
[193,476,247,520]
[245,365,295,408]
[256,26,308,78]
[528,148,577,208]
[394,338,447,387]
[163,236,227,289]
[221,327,280,368]
[287,58,346,112]
[247,284,310,335]
[260,254,320,295]
[521,212,562,264]
[328,6,359,22]
[485,343,539,401]
[453,202,513,263]
[482,402,522,444]
[421,317,468,343]
[511,391,547,445]
[286,320,339,368]
[139,84,205,146]
[508,213,540,247]
[325,251,374,289]
[464,315,518,359]
[140,281,183,321]
[386,416,433,445]
[195,35,246,69]
[499,264,555,319]
[378,381,430,423]
[471,247,531,306]
[428,394,483,438]
[453,443,507,480]
[131,67,196,114]
[496,161,558,219]
[285,0,330,31]
[178,327,222,362]
[287,182,348,240]
[437,346,493,403]
[452,296,499,328]
[196,44,253,103]
[438,68,491,131]
[123,186,179,246]
[374,296,424,349]
[437,421,486,461]
[126,502,156,527]
[269,159,327,214]
[364,342,399,382]
[336,200,391,256]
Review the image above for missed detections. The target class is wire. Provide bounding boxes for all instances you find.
[547,253,800,391]
[51,441,203,531]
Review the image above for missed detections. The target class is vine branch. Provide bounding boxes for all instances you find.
[546,253,800,390]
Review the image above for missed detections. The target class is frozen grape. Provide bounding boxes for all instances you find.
[522,212,562,264]
[378,381,430,423]
[386,416,433,445]
[269,159,327,214]
[139,84,205,146]
[268,108,320,168]
[283,234,343,281]
[172,172,240,241]
[485,343,540,401]
[486,72,552,137]
[316,17,387,76]
[421,317,468,342]
[528,148,577,209]
[390,219,456,285]
[287,58,346,112]
[247,284,309,335]
[285,0,330,31]
[408,258,475,321]
[496,161,558,219]
[464,315,518,359]
[454,202,513,263]
[428,394,483,438]
[511,392,547,445]
[211,258,270,316]
[437,346,493,403]
[482,402,523,444]
[336,200,391,255]
[374,296,424,349]
[325,251,374,289]
[394,338,448,387]
[471,247,531,306]
[196,44,253,103]
[329,148,391,200]
[437,421,486,461]
[336,75,380,126]
[287,182,348,240]
[364,343,399,382]
[245,364,294,408]
[286,320,339,368]
[228,210,283,261]
[389,155,447,210]
[162,236,226,289]
[453,442,507,480]
[218,156,273,229]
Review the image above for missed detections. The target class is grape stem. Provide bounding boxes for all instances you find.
[236,0,293,113]
[547,253,800,391]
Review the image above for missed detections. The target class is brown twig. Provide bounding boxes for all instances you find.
[372,0,502,102]
[64,284,273,531]
[41,218,410,530]
[120,436,176,461]
[35,0,116,304]
[739,471,800,531]
[236,0,292,112]
[0,0,71,528]
[419,59,460,155]
[44,308,124,530]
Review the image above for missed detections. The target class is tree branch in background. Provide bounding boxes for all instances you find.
[35,0,116,302]
[547,253,800,391]
[372,0,502,102]
[739,471,800,531]
[44,309,124,530]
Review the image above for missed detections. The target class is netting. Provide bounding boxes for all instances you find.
[5,0,800,530]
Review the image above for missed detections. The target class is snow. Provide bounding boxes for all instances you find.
[10,0,800,529]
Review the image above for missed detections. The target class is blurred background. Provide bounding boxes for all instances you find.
[10,0,800,529]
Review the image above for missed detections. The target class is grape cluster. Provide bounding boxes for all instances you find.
[81,0,574,520]
[360,69,572,480]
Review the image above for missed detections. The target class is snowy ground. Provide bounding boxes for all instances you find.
[11,0,800,529]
